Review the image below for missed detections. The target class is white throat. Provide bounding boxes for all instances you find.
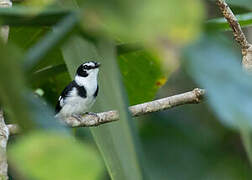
[74,69,99,95]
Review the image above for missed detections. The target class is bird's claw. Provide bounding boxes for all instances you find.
[84,112,99,118]
[72,114,83,122]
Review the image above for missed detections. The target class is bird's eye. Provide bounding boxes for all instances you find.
[83,65,88,69]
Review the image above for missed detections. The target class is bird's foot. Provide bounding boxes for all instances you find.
[84,112,99,118]
[72,114,83,122]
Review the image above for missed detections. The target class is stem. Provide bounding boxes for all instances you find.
[216,0,252,71]
[62,88,205,127]
[0,110,8,180]
[7,88,205,132]
[0,1,11,179]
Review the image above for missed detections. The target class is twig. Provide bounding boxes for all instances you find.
[216,0,250,49]
[7,88,205,131]
[0,1,12,179]
[216,0,252,71]
[0,110,9,180]
[63,88,205,127]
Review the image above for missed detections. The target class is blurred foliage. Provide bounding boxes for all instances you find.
[118,50,168,105]
[79,0,205,45]
[23,13,78,71]
[185,35,252,129]
[225,0,252,10]
[0,41,34,130]
[0,6,70,26]
[9,26,71,106]
[8,131,104,180]
[22,0,55,7]
[0,0,251,179]
[185,34,252,164]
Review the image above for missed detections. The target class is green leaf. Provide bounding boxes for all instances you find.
[0,6,70,26]
[60,35,144,179]
[9,26,71,106]
[31,64,67,81]
[185,35,252,129]
[116,43,143,55]
[8,131,104,180]
[31,68,71,107]
[0,35,67,131]
[205,12,252,31]
[80,0,204,45]
[23,12,78,72]
[9,27,48,50]
[118,50,167,105]
[225,0,252,10]
[0,42,34,130]
[184,34,252,163]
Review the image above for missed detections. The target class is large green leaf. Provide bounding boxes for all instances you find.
[10,11,79,107]
[0,41,63,132]
[226,0,252,10]
[8,131,104,180]
[0,41,34,130]
[184,34,252,163]
[9,26,48,50]
[9,26,71,106]
[61,35,144,179]
[184,35,252,129]
[118,50,167,105]
[23,12,78,72]
[79,0,204,45]
[0,6,70,26]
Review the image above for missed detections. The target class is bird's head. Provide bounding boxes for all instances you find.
[76,61,100,77]
[75,61,100,86]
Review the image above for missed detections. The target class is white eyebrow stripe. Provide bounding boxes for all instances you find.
[84,62,95,66]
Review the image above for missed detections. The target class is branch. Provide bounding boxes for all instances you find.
[216,0,250,49]
[0,1,11,179]
[63,88,205,127]
[0,110,9,180]
[216,0,252,71]
[7,88,205,132]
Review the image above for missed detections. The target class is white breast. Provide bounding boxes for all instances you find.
[57,87,96,118]
[56,69,99,119]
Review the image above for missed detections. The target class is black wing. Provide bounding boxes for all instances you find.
[94,85,99,97]
[55,81,76,114]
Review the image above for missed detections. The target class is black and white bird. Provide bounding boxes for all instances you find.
[55,61,100,120]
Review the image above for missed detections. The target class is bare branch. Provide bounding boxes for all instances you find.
[0,110,9,180]
[7,88,205,132]
[216,0,252,71]
[216,0,250,49]
[0,1,12,179]
[63,88,205,127]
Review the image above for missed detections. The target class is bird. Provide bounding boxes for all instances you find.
[55,61,100,121]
